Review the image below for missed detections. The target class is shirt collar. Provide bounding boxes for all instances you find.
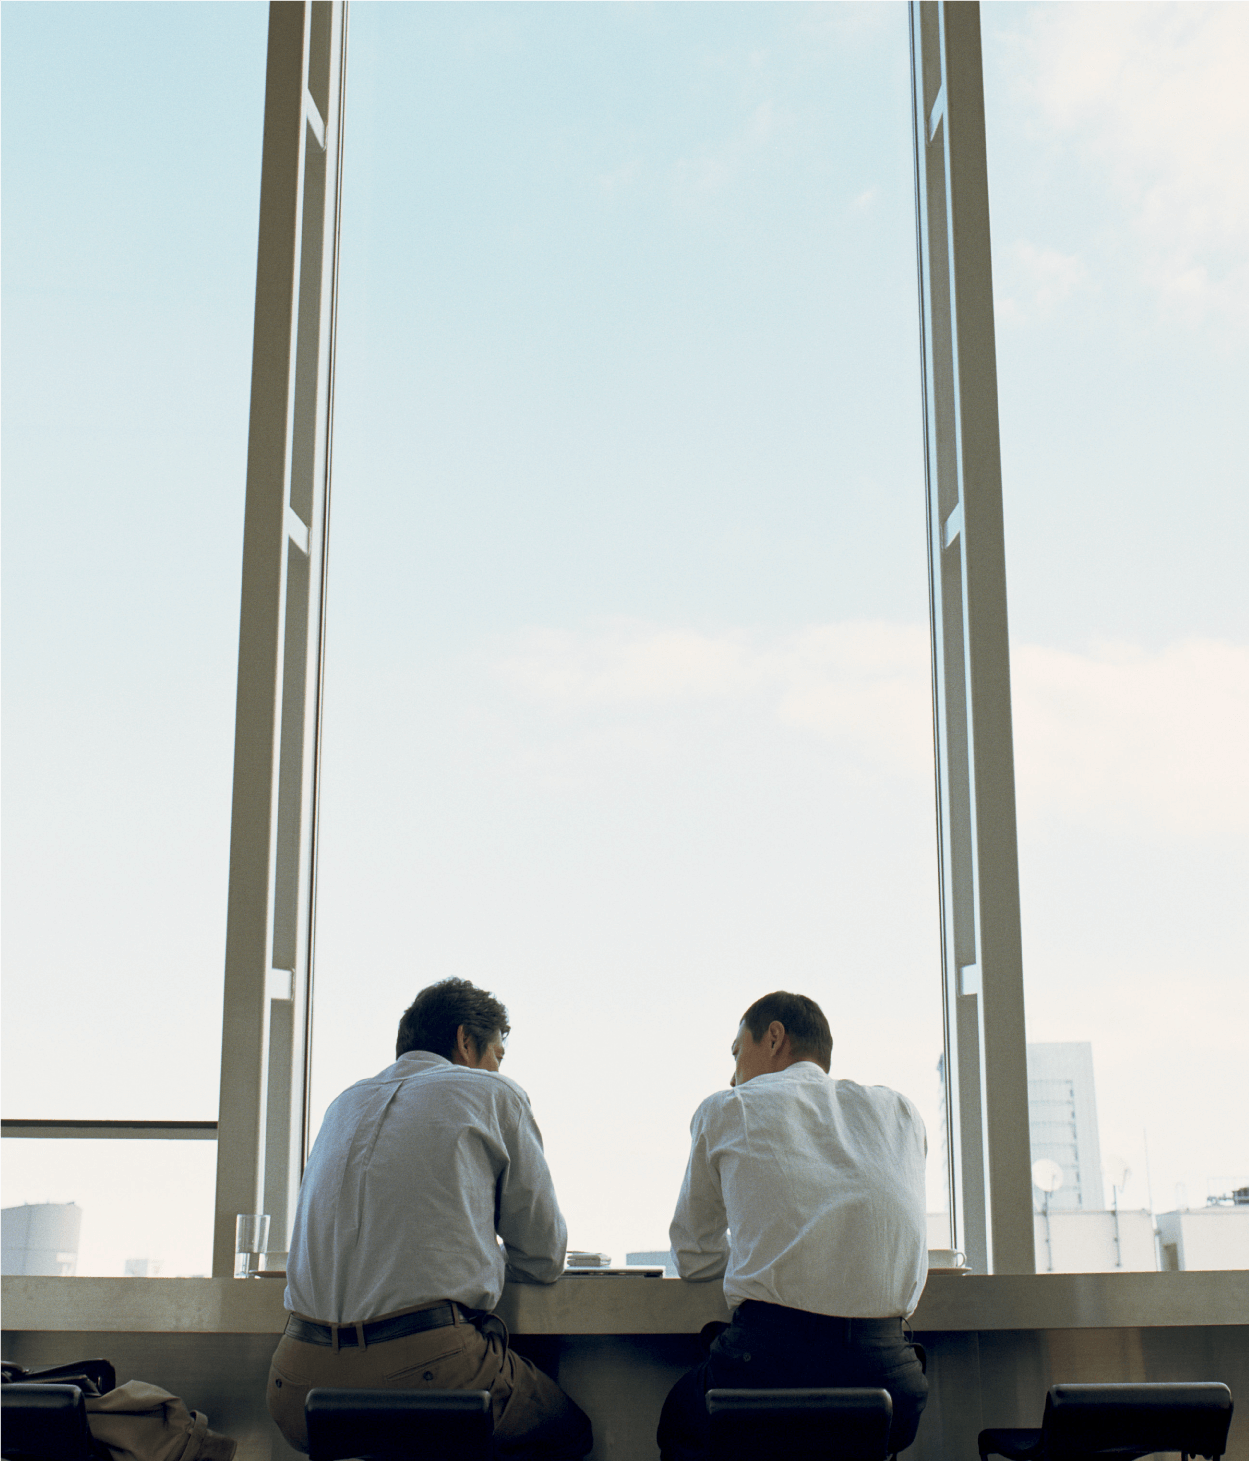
[757,1060,829,1084]
[384,1049,453,1078]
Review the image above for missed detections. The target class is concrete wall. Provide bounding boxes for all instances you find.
[1033,1209,1156,1273]
[4,1324,1246,1461]
[1158,1210,1249,1272]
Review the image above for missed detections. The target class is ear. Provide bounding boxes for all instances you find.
[452,1024,476,1067]
[767,1020,787,1053]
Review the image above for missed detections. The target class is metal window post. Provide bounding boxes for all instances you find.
[910,1,1035,1275]
[212,1,348,1279]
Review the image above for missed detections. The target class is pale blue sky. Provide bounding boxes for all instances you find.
[3,3,1245,1273]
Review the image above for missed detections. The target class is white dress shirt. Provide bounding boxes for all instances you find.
[285,1051,567,1322]
[669,1062,928,1318]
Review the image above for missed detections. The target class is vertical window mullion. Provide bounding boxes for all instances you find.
[910,0,1034,1276]
[213,0,348,1279]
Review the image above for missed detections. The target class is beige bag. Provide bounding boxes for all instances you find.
[86,1382,237,1461]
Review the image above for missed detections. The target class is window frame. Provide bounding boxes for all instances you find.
[909,0,1033,1274]
[212,0,1034,1277]
[210,0,348,1278]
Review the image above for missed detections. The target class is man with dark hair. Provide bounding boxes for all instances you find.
[658,991,928,1461]
[737,990,833,1070]
[395,978,512,1064]
[267,979,592,1461]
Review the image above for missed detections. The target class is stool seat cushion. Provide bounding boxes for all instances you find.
[1,1384,95,1461]
[304,1388,493,1461]
[977,1428,1046,1461]
[980,1383,1234,1461]
[706,1386,893,1461]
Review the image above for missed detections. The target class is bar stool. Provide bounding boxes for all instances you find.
[706,1387,894,1461]
[1,1384,97,1461]
[0,1364,115,1399]
[304,1388,493,1461]
[979,1382,1234,1461]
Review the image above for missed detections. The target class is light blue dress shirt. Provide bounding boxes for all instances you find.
[286,1051,567,1322]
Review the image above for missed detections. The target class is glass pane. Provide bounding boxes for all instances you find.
[984,4,1249,1271]
[1,6,267,1120]
[1,1140,216,1278]
[312,4,948,1262]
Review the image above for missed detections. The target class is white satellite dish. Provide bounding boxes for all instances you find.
[1032,1158,1064,1194]
[1103,1153,1130,1192]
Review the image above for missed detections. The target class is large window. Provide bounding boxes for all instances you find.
[310,2,946,1263]
[1,2,267,1276]
[982,3,1248,1270]
[4,2,1245,1279]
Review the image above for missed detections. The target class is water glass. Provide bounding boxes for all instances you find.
[234,1213,270,1278]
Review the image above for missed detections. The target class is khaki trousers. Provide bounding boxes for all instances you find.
[267,1307,591,1461]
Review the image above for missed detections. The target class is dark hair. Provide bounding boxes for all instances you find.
[396,978,510,1061]
[740,991,832,1071]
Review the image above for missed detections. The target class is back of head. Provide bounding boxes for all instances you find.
[396,978,510,1061]
[740,990,832,1071]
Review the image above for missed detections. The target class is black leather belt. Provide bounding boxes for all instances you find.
[735,1302,905,1340]
[284,1301,464,1348]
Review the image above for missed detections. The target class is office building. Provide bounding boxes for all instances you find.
[1026,1043,1103,1212]
[1032,1208,1156,1274]
[626,1250,678,1277]
[1,1202,82,1277]
[1157,1190,1249,1272]
[937,1043,1109,1247]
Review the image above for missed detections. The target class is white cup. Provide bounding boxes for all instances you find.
[927,1247,967,1269]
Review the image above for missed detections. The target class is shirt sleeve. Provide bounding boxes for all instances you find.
[669,1101,729,1282]
[495,1094,568,1285]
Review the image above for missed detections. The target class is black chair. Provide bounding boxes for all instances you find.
[707,1387,894,1461]
[979,1382,1234,1461]
[1,1385,96,1461]
[304,1388,493,1461]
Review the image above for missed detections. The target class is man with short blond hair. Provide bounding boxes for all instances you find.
[658,990,929,1461]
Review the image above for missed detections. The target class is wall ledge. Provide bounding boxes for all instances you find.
[2,1270,1246,1337]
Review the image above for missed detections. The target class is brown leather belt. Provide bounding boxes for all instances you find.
[284,1301,464,1348]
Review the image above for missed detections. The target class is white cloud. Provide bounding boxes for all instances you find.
[500,622,760,704]
[668,95,793,205]
[1010,2,1249,324]
[597,64,795,209]
[597,158,641,201]
[1012,637,1249,835]
[795,4,898,51]
[747,99,779,144]
[769,624,933,778]
[453,9,529,64]
[498,620,1248,836]
[671,150,735,201]
[996,240,1089,324]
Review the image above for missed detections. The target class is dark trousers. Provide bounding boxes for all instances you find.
[657,1301,928,1461]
